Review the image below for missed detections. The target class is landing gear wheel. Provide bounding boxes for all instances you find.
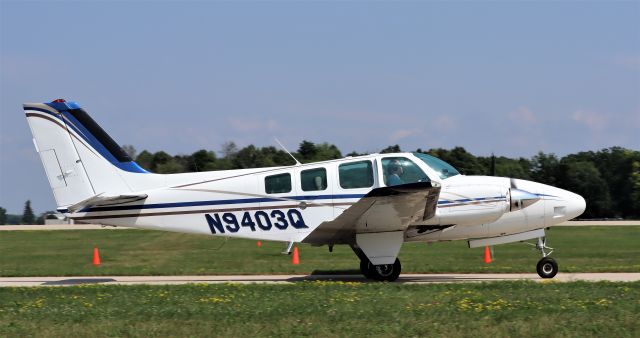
[360,259,375,279]
[365,258,401,282]
[536,257,558,279]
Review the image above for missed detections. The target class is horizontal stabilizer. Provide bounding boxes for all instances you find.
[67,193,148,213]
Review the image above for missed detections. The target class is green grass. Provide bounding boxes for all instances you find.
[1,282,639,337]
[0,226,638,277]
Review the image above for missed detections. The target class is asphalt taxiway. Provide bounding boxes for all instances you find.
[1,273,638,287]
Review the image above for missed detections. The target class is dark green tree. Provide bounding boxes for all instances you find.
[494,158,531,179]
[530,152,560,186]
[563,147,639,217]
[298,141,317,162]
[135,150,154,171]
[261,146,295,167]
[380,145,401,154]
[630,160,640,218]
[21,200,35,224]
[557,161,611,218]
[475,156,531,179]
[232,145,293,169]
[151,151,172,170]
[148,151,185,173]
[489,153,496,176]
[0,207,6,225]
[233,145,260,169]
[155,160,186,174]
[425,147,486,175]
[592,147,637,217]
[188,149,218,172]
[314,143,342,161]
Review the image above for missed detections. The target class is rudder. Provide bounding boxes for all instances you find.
[24,101,96,207]
[23,99,149,209]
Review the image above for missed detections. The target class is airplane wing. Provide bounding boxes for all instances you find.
[302,182,440,245]
[66,193,148,213]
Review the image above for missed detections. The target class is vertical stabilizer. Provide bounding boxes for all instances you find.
[24,102,96,207]
[23,99,151,209]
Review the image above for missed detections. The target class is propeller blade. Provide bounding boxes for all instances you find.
[509,188,541,211]
[510,178,518,190]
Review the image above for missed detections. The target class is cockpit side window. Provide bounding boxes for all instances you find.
[413,152,460,179]
[339,161,374,189]
[301,167,327,191]
[265,173,292,194]
[382,157,430,186]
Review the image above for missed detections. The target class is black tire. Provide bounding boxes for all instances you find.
[536,257,558,279]
[360,259,375,279]
[368,258,402,282]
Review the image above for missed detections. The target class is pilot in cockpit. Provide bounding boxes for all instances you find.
[387,159,404,186]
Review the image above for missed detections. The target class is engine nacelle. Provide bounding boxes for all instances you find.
[509,188,541,211]
[417,184,509,227]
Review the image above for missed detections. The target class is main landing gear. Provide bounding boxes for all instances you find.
[534,237,558,279]
[351,245,401,282]
[360,258,402,282]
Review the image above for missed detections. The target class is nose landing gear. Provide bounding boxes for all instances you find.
[534,237,558,278]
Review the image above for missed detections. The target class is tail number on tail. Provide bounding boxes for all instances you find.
[205,209,307,234]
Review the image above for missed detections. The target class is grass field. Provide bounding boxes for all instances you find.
[0,226,638,276]
[1,281,639,337]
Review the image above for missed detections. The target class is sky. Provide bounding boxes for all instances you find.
[1,1,639,214]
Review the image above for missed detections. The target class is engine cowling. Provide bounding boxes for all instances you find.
[419,184,510,227]
[509,188,541,212]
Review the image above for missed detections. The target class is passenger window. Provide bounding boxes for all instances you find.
[339,161,374,189]
[382,157,429,186]
[301,168,327,191]
[265,173,292,194]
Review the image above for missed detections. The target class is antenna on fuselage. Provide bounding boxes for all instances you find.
[275,137,301,166]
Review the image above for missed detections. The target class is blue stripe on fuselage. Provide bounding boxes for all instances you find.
[57,194,512,214]
[57,193,367,213]
[437,196,505,205]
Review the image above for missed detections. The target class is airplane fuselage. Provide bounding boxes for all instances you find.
[24,100,586,281]
[62,152,585,246]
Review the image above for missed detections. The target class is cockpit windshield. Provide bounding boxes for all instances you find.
[413,152,460,179]
[381,157,429,186]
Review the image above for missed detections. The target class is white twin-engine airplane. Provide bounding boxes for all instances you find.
[24,99,586,281]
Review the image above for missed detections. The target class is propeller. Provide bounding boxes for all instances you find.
[509,178,541,212]
[510,178,518,190]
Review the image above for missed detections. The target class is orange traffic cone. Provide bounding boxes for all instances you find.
[292,246,300,265]
[93,247,101,266]
[257,241,262,247]
[484,246,492,264]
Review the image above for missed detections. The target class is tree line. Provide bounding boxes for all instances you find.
[0,200,49,225]
[1,142,638,224]
[125,142,639,219]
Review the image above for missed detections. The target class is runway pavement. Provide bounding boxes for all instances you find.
[1,273,638,287]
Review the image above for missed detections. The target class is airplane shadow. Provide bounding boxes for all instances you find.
[42,278,117,286]
[310,269,361,275]
[290,272,529,283]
